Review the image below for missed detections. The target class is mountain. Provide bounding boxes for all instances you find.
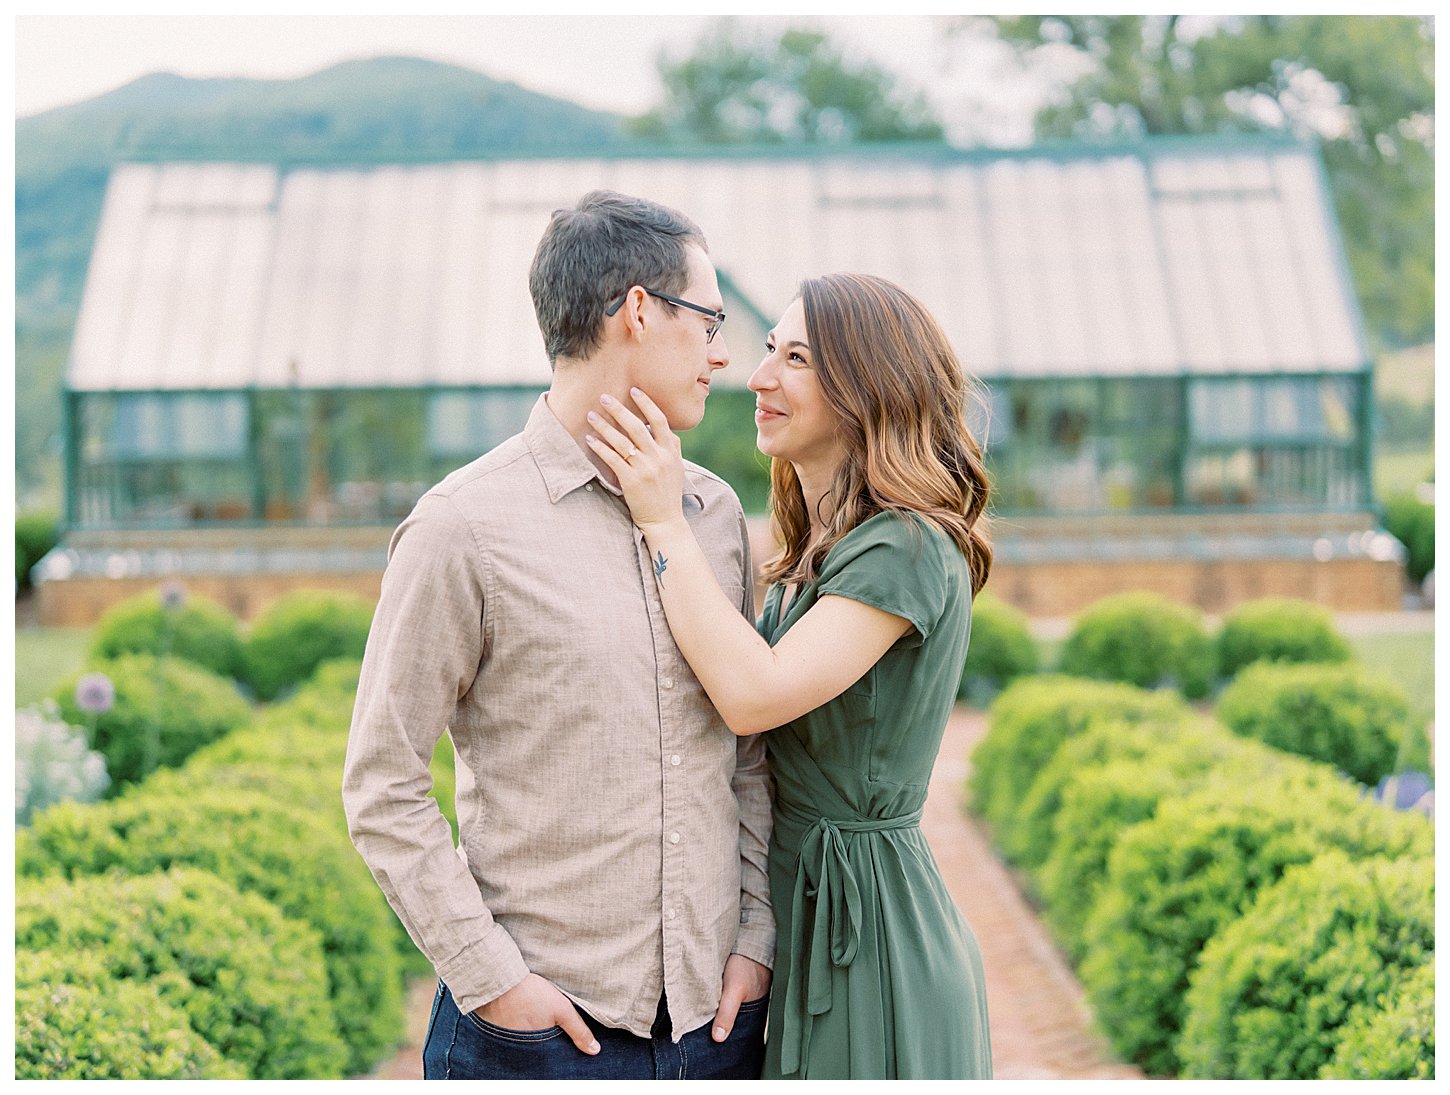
[14,55,635,505]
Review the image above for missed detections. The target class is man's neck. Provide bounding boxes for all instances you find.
[546,358,633,487]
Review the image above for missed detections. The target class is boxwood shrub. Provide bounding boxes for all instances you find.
[958,592,1038,707]
[1030,722,1283,959]
[16,789,403,1075]
[1382,492,1434,584]
[180,660,457,976]
[15,867,344,1078]
[15,954,246,1080]
[89,590,245,680]
[1214,597,1352,678]
[1013,713,1220,872]
[1179,853,1434,1079]
[15,511,60,593]
[1216,661,1429,784]
[243,590,374,700]
[967,675,1190,855]
[1080,771,1433,1076]
[183,655,455,837]
[1058,592,1216,698]
[151,751,450,980]
[306,654,364,695]
[52,653,251,788]
[1318,960,1434,1080]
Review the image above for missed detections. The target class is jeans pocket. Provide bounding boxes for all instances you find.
[463,1011,566,1043]
[736,994,770,1015]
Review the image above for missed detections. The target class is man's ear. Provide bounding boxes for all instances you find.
[614,286,650,342]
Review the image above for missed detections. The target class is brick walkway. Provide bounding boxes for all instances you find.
[925,707,1142,1079]
[368,705,1140,1080]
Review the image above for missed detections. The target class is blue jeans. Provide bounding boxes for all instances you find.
[422,981,768,1080]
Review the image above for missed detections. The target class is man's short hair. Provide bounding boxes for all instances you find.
[529,190,707,365]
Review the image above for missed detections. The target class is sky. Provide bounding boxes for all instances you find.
[13,12,1050,144]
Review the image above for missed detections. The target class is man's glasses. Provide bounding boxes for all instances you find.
[606,288,726,344]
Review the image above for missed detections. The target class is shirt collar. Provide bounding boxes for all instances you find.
[525,393,706,513]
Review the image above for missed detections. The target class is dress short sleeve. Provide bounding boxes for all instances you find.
[815,511,958,647]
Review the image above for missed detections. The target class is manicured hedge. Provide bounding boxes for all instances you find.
[1180,853,1434,1079]
[15,957,246,1080]
[1079,773,1433,1076]
[1382,492,1433,584]
[175,657,458,974]
[15,868,344,1078]
[1216,661,1429,784]
[15,511,60,594]
[1030,721,1282,960]
[1058,592,1216,698]
[1214,597,1351,678]
[52,653,251,788]
[1012,713,1225,872]
[243,590,374,700]
[1318,960,1435,1080]
[958,592,1038,706]
[160,744,455,979]
[16,788,403,1076]
[967,675,1190,857]
[90,590,246,680]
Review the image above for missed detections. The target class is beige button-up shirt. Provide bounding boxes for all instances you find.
[343,395,774,1041]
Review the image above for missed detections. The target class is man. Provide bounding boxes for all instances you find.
[342,190,773,1080]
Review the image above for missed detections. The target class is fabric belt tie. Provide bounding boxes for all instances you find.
[777,808,923,1077]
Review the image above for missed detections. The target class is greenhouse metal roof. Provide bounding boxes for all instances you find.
[67,137,1369,393]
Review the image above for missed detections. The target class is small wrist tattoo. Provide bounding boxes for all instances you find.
[653,550,669,583]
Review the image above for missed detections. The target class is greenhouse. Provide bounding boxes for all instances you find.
[40,135,1397,620]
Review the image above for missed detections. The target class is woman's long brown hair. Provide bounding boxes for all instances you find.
[760,273,993,596]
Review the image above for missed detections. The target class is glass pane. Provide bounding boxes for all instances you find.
[1191,376,1360,444]
[107,393,246,458]
[255,390,430,524]
[74,394,253,526]
[983,379,1180,513]
[427,389,541,460]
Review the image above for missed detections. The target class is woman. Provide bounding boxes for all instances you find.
[585,273,993,1080]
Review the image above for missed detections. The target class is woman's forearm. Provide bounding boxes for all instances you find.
[638,516,785,735]
[585,387,907,732]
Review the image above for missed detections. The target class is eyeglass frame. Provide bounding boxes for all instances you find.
[605,287,726,343]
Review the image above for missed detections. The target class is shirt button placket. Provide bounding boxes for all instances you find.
[642,528,688,1016]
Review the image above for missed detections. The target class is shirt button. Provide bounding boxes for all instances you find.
[670,832,681,844]
[667,908,676,920]
[670,754,681,766]
[662,678,675,690]
[585,484,594,492]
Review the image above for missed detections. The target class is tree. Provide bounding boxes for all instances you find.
[959,15,1433,349]
[631,20,945,145]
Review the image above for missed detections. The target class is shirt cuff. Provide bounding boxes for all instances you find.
[732,926,776,971]
[435,923,531,1015]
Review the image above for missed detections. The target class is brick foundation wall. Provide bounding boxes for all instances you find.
[37,571,385,627]
[36,512,1406,626]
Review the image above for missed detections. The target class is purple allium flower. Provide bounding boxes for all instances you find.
[1373,771,1433,811]
[160,580,187,612]
[74,672,116,716]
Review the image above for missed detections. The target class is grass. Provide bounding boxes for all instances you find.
[14,628,92,708]
[1374,447,1434,500]
[18,610,1434,732]
[1027,628,1434,728]
[1348,630,1435,727]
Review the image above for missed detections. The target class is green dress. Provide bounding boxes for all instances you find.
[757,512,993,1080]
